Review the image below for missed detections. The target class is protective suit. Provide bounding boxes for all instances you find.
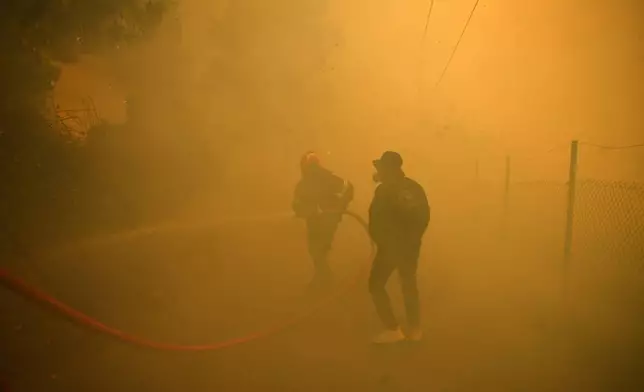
[292,152,354,286]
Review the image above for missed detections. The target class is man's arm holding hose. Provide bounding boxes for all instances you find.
[328,172,354,211]
[338,179,355,210]
[368,185,386,244]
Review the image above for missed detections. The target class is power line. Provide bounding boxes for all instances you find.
[516,141,644,161]
[416,0,435,115]
[417,0,435,80]
[421,0,435,48]
[520,143,571,161]
[434,0,481,88]
[580,141,644,151]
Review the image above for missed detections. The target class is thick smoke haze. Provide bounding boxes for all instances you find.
[54,0,643,187]
[3,1,643,391]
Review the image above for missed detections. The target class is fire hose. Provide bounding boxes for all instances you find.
[0,210,374,352]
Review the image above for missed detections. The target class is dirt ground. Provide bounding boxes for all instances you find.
[1,210,643,391]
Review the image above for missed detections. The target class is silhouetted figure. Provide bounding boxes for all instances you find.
[292,151,354,290]
[368,151,430,344]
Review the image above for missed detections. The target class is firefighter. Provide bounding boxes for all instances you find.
[368,151,430,343]
[292,151,354,289]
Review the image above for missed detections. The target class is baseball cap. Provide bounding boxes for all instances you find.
[373,151,403,169]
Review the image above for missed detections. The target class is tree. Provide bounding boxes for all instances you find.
[0,0,169,124]
[0,0,171,248]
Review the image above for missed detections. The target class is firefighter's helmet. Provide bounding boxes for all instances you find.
[300,151,321,171]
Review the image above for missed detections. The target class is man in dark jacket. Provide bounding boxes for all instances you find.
[368,151,430,343]
[292,151,354,289]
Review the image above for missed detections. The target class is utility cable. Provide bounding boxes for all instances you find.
[579,141,644,151]
[434,0,481,88]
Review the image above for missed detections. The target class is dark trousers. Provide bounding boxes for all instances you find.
[368,242,421,329]
[306,213,341,276]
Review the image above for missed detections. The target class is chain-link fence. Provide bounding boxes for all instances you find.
[574,180,644,272]
[488,141,644,307]
[571,144,644,306]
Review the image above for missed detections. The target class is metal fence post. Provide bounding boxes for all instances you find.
[504,155,511,214]
[500,155,511,237]
[563,140,579,299]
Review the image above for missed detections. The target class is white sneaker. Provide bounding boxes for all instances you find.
[406,327,423,342]
[372,328,406,344]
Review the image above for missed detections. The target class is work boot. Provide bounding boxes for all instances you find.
[372,327,406,344]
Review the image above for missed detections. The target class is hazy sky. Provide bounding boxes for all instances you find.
[330,0,643,143]
[54,0,644,181]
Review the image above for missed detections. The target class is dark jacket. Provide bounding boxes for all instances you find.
[292,167,354,218]
[368,177,430,246]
